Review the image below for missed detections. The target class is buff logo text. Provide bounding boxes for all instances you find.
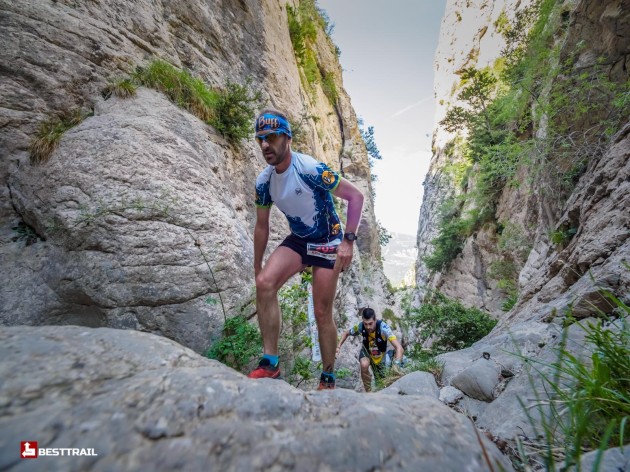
[257,116,279,130]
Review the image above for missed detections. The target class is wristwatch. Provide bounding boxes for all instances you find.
[344,232,357,242]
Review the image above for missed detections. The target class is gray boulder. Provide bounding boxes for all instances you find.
[439,386,465,405]
[378,371,440,398]
[0,325,514,472]
[451,358,501,402]
[568,446,630,472]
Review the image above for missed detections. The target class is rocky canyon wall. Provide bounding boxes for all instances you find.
[416,0,629,321]
[0,0,388,353]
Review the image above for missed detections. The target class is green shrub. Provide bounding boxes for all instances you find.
[213,79,264,143]
[30,110,89,164]
[207,315,261,372]
[133,60,264,144]
[423,219,467,272]
[407,291,497,352]
[377,220,391,247]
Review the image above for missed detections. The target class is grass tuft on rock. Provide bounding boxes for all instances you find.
[103,78,137,99]
[29,110,87,164]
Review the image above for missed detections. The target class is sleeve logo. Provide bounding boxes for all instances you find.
[322,171,335,185]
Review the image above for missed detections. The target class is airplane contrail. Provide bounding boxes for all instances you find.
[390,96,432,118]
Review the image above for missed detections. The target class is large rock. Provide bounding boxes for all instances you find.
[5,89,261,352]
[0,326,514,471]
[475,319,597,441]
[378,371,440,398]
[570,446,630,472]
[451,358,501,402]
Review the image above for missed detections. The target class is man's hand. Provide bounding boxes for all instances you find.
[335,346,341,358]
[334,239,354,273]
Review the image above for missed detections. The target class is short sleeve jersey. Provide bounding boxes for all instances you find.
[348,321,397,365]
[255,152,342,241]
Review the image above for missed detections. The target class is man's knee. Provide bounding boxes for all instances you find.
[360,359,370,372]
[313,305,334,324]
[255,271,279,295]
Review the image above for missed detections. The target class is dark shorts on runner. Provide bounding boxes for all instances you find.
[280,234,340,269]
[359,347,387,379]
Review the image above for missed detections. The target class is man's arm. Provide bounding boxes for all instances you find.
[254,207,271,277]
[335,330,350,357]
[331,178,364,272]
[390,338,404,364]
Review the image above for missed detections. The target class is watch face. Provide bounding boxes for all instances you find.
[345,232,357,241]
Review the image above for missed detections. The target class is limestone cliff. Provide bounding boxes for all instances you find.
[0,0,388,353]
[416,0,629,319]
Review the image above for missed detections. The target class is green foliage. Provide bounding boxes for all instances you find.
[135,60,219,122]
[407,291,497,352]
[287,1,340,104]
[207,315,262,372]
[423,216,469,272]
[213,79,265,143]
[133,60,264,144]
[436,0,628,253]
[377,220,391,247]
[423,196,486,272]
[440,67,499,137]
[516,293,630,470]
[321,71,339,106]
[381,307,400,329]
[359,124,382,161]
[494,11,509,34]
[488,259,519,311]
[287,2,318,66]
[335,367,352,379]
[288,355,314,387]
[277,272,325,386]
[404,348,445,380]
[30,109,89,164]
[549,226,577,247]
[102,78,137,99]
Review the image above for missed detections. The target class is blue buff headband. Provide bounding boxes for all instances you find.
[255,113,292,138]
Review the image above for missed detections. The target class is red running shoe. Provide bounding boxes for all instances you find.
[317,372,335,390]
[248,358,281,379]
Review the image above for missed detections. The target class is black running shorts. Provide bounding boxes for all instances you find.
[280,234,340,270]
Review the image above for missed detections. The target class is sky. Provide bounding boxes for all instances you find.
[317,0,447,236]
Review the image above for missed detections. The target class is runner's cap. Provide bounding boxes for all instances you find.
[255,113,292,138]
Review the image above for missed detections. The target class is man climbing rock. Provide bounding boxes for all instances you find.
[249,108,364,390]
[336,307,404,392]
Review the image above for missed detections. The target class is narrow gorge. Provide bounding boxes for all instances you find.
[0,0,628,471]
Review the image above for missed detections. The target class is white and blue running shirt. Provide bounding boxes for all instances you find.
[255,152,342,241]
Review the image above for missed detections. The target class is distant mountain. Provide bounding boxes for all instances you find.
[381,232,417,287]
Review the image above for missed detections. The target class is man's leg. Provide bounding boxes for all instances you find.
[311,265,339,374]
[255,246,305,356]
[360,356,372,392]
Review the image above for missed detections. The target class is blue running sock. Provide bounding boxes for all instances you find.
[263,354,279,367]
[322,371,335,380]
